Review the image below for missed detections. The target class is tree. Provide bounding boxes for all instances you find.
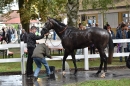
[0,0,126,31]
[67,0,79,26]
[0,0,13,13]
[18,0,30,32]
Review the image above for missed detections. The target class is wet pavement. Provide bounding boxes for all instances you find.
[0,69,130,86]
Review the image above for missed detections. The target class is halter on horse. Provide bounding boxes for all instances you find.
[42,18,114,77]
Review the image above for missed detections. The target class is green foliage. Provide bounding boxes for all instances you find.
[12,24,19,30]
[82,0,114,11]
[0,0,14,13]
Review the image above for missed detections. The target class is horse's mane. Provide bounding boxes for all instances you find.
[52,18,66,27]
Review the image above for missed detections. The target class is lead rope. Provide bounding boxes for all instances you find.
[47,33,61,47]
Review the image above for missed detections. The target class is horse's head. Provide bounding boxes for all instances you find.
[41,18,54,34]
[42,18,67,34]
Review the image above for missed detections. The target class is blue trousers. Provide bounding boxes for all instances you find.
[53,31,56,40]
[119,47,127,62]
[33,57,50,77]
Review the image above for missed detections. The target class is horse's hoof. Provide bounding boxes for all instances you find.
[62,71,66,76]
[96,71,101,75]
[74,72,77,76]
[101,73,105,78]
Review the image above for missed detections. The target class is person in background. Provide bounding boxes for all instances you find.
[116,24,128,62]
[32,43,52,81]
[1,28,7,44]
[107,24,115,39]
[106,24,116,48]
[17,24,22,43]
[11,26,15,41]
[127,25,130,52]
[20,29,27,43]
[6,27,12,43]
[90,23,98,60]
[78,23,85,30]
[124,25,129,61]
[95,23,98,27]
[104,22,109,30]
[26,26,49,78]
[76,23,85,55]
[53,30,56,40]
[88,23,92,29]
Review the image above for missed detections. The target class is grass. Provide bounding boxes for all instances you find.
[65,78,130,86]
[0,48,126,72]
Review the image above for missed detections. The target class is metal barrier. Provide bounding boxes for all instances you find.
[0,39,130,74]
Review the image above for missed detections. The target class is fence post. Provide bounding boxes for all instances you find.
[20,42,25,74]
[84,47,89,70]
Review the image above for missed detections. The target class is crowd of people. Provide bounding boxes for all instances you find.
[0,26,16,44]
[104,21,130,62]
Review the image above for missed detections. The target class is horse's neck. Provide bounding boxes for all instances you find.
[53,26,67,39]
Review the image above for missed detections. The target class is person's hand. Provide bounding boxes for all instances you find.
[44,33,49,36]
[36,41,39,44]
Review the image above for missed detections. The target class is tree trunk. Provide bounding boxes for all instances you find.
[66,0,79,27]
[18,0,30,33]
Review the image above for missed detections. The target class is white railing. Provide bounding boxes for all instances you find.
[0,39,130,74]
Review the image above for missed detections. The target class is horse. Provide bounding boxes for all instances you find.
[42,18,114,78]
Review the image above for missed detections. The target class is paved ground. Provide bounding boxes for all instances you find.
[0,69,130,86]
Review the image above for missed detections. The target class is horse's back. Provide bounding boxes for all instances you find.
[90,27,110,47]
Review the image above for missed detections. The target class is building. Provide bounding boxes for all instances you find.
[78,0,130,33]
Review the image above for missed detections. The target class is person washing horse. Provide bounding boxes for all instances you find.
[32,43,52,81]
[26,26,49,78]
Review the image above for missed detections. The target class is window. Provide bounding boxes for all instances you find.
[122,13,129,23]
[81,14,85,21]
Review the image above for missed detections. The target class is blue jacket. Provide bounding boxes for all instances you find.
[116,29,128,39]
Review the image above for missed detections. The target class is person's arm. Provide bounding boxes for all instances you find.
[20,34,22,41]
[116,30,120,39]
[34,34,44,40]
[34,33,49,40]
[126,31,128,38]
[127,31,130,38]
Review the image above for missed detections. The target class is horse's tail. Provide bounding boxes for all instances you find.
[108,34,114,64]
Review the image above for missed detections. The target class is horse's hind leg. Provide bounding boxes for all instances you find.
[62,50,69,76]
[71,51,77,75]
[98,49,107,78]
[96,58,103,75]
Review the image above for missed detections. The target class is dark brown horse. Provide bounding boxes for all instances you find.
[42,18,114,77]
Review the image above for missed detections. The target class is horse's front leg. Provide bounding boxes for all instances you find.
[71,51,77,75]
[62,50,69,76]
